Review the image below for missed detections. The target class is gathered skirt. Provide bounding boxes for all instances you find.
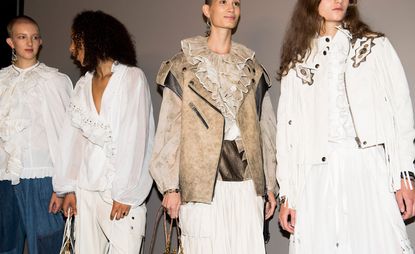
[179,179,265,254]
[290,142,413,254]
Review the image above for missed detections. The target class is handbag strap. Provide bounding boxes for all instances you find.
[59,208,75,254]
[149,206,184,254]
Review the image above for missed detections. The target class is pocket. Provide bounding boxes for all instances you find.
[128,205,146,237]
[188,102,209,129]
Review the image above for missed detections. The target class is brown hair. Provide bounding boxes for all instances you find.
[277,0,383,80]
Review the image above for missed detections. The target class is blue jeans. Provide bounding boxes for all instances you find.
[0,177,64,254]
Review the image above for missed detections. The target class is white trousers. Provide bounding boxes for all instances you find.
[74,188,146,254]
[179,180,265,254]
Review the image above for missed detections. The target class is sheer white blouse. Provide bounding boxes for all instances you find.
[0,62,72,184]
[53,62,154,207]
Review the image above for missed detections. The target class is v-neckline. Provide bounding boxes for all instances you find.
[90,75,111,116]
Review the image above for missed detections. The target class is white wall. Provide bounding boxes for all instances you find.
[24,0,415,252]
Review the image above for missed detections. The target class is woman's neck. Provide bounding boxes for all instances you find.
[207,28,233,54]
[14,58,38,69]
[320,21,341,37]
[95,59,114,79]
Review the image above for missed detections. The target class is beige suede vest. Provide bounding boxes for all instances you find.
[156,52,270,203]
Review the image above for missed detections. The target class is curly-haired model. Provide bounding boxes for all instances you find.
[277,0,382,80]
[71,10,137,72]
[59,9,154,254]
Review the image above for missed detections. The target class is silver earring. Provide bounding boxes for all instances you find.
[206,19,211,28]
[205,19,212,37]
[11,48,17,64]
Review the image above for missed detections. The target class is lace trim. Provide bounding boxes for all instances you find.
[68,102,116,158]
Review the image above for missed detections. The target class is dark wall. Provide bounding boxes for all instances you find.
[0,0,24,68]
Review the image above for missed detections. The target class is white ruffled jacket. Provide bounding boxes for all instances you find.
[0,63,72,184]
[277,28,415,209]
[53,63,155,207]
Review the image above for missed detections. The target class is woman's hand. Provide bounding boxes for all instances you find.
[62,193,77,217]
[111,201,131,220]
[396,179,415,220]
[278,201,296,234]
[48,192,63,214]
[265,191,277,220]
[162,192,181,219]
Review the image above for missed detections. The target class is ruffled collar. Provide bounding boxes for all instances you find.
[181,36,255,67]
[181,36,255,121]
[11,61,41,74]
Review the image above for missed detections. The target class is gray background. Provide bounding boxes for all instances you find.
[23,0,415,253]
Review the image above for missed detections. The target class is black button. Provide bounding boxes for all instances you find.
[323,51,327,55]
[326,46,330,50]
[325,38,330,42]
[322,157,326,162]
[182,67,187,72]
[132,217,135,220]
[315,64,320,69]
[251,78,255,83]
[288,120,292,125]
[253,68,256,74]
[363,141,367,145]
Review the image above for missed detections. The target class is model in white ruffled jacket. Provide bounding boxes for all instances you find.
[277,0,415,253]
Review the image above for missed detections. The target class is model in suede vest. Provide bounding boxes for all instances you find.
[156,52,270,203]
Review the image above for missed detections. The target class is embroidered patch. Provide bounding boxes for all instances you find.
[352,37,376,68]
[295,65,314,86]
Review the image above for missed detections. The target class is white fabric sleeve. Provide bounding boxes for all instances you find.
[276,72,296,208]
[381,38,415,188]
[111,68,155,207]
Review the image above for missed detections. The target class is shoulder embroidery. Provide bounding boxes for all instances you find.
[295,65,315,86]
[351,37,376,68]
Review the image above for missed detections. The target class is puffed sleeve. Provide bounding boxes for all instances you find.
[53,83,85,195]
[42,73,73,166]
[111,68,155,207]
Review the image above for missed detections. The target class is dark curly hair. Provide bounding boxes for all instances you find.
[71,10,137,72]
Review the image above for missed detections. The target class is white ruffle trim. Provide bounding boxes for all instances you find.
[68,102,116,158]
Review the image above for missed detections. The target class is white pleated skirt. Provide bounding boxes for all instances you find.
[290,142,414,254]
[179,179,265,254]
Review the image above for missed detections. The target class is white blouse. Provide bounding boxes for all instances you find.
[0,62,72,184]
[317,34,357,141]
[53,62,155,207]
